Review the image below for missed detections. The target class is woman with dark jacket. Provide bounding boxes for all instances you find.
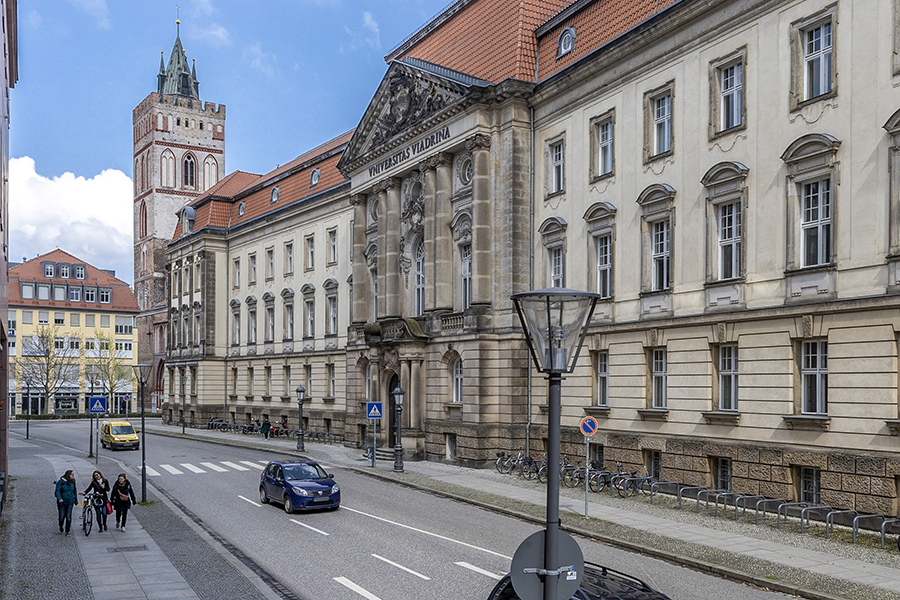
[82,470,111,532]
[111,473,136,532]
[54,470,77,536]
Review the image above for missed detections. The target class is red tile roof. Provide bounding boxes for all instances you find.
[9,249,138,313]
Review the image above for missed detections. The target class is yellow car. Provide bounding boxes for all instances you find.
[100,420,140,450]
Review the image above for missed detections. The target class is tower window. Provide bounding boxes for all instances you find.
[183,155,195,188]
[199,122,203,130]
[176,117,181,126]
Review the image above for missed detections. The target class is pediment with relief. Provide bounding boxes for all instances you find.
[338,61,475,174]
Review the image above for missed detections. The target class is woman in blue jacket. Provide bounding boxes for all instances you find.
[54,470,77,536]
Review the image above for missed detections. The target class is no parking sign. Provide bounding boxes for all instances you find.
[579,416,598,437]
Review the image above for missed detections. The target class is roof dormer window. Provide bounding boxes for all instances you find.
[44,263,55,278]
[238,202,246,217]
[310,169,320,186]
[181,206,196,235]
[557,27,576,58]
[271,187,280,204]
[75,265,85,280]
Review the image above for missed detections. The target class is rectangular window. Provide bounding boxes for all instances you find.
[248,368,254,396]
[54,286,65,301]
[70,313,80,326]
[249,254,257,284]
[719,345,739,411]
[652,220,670,291]
[716,458,733,491]
[69,288,81,302]
[327,296,338,335]
[232,312,241,344]
[195,262,201,291]
[597,121,613,176]
[654,94,672,155]
[284,303,294,340]
[550,247,564,287]
[38,311,49,325]
[265,306,275,341]
[22,311,32,325]
[306,236,315,270]
[648,450,662,480]
[805,22,832,100]
[85,314,95,327]
[596,352,609,407]
[44,264,54,278]
[802,179,832,267]
[266,248,274,279]
[54,337,65,351]
[233,258,241,287]
[718,202,742,279]
[54,312,64,325]
[305,364,313,396]
[651,349,667,409]
[461,244,472,310]
[38,285,50,300]
[264,366,272,396]
[596,235,611,299]
[7,310,14,330]
[305,299,315,338]
[283,366,291,396]
[285,243,294,274]
[720,62,743,130]
[800,467,821,504]
[59,265,70,278]
[802,340,828,414]
[248,309,257,344]
[550,142,564,193]
[75,266,85,279]
[100,315,110,328]
[84,288,96,303]
[327,364,335,397]
[328,229,338,264]
[115,316,134,335]
[21,284,34,299]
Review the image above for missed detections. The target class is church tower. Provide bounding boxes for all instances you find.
[133,20,225,407]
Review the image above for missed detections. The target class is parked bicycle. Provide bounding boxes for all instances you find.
[615,465,654,498]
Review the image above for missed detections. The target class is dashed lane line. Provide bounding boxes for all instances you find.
[238,495,261,507]
[334,577,381,600]
[289,518,329,536]
[371,554,431,580]
[455,561,502,580]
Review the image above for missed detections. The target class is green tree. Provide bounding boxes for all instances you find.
[18,324,82,414]
[86,330,135,415]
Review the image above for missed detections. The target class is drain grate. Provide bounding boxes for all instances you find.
[107,545,149,553]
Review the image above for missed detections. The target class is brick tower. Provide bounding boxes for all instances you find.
[133,20,225,408]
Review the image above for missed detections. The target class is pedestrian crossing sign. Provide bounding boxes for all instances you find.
[366,402,383,420]
[89,396,107,414]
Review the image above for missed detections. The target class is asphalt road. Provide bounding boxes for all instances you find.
[16,419,793,600]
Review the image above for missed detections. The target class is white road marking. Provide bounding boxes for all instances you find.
[238,495,260,507]
[290,518,329,536]
[256,461,270,466]
[371,554,430,580]
[200,462,228,472]
[220,461,249,471]
[341,506,511,559]
[455,562,502,580]
[333,577,381,600]
[145,466,161,477]
[180,463,206,473]
[159,464,184,475]
[240,461,262,469]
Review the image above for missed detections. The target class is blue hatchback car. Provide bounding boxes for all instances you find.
[259,460,341,513]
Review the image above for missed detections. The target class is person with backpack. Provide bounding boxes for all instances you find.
[261,417,271,440]
[82,470,111,532]
[111,473,136,532]
[54,470,77,536]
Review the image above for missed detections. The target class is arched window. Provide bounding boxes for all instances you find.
[183,154,195,188]
[134,159,140,194]
[203,156,218,191]
[161,150,175,188]
[140,155,146,191]
[451,358,463,403]
[139,201,148,238]
[415,239,425,316]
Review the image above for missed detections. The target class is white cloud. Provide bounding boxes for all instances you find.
[192,22,231,46]
[10,157,134,284]
[191,0,215,17]
[243,42,276,77]
[341,11,381,53]
[25,10,42,28]
[65,0,111,30]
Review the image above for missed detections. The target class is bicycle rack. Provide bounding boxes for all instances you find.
[799,505,831,533]
[825,510,857,540]
[852,514,884,544]
[696,489,726,514]
[649,481,679,504]
[714,491,742,517]
[755,498,786,524]
[880,519,900,549]
[777,501,815,528]
[734,495,765,521]
[677,486,707,509]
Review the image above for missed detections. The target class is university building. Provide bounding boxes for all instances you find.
[8,250,139,415]
[160,0,900,516]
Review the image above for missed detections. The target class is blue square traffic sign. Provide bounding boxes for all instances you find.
[89,396,107,414]
[366,402,383,419]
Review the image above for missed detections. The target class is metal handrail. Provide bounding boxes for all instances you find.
[852,514,884,544]
[755,498,786,524]
[825,510,857,540]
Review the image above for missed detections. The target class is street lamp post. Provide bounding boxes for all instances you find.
[24,378,31,440]
[88,376,96,458]
[511,287,600,600]
[392,385,404,472]
[181,374,187,434]
[132,364,152,504]
[296,385,306,452]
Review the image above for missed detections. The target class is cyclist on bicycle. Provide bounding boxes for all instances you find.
[82,470,111,532]
[54,470,77,536]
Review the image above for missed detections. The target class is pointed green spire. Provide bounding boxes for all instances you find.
[158,18,199,100]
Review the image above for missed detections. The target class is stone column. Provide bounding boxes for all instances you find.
[411,357,424,432]
[350,194,368,324]
[420,161,437,312]
[468,133,492,305]
[432,153,454,312]
[374,182,389,320]
[400,358,410,430]
[380,177,402,319]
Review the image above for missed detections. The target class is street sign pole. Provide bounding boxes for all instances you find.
[585,435,590,518]
[372,418,376,467]
[95,415,100,466]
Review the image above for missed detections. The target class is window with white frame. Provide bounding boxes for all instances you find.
[719,345,738,411]
[59,264,70,278]
[597,120,613,176]
[596,234,611,299]
[549,141,564,194]
[283,302,294,340]
[38,311,49,325]
[327,364,335,397]
[596,352,609,407]
[265,306,275,342]
[21,284,33,299]
[653,94,672,156]
[54,312,64,325]
[266,248,274,279]
[22,310,32,325]
[801,340,828,414]
[232,310,241,344]
[305,236,315,271]
[365,362,372,400]
[70,313,79,326]
[651,348,667,409]
[75,265,85,279]
[801,179,832,267]
[249,254,257,284]
[115,316,133,334]
[233,258,241,287]
[327,295,337,336]
[550,247,564,288]
[804,22,832,100]
[718,201,742,279]
[44,263,54,278]
[285,243,294,274]
[652,220,670,292]
[53,286,65,301]
[38,285,50,300]
[248,308,257,344]
[720,61,743,131]
[461,244,472,310]
[415,239,425,317]
[328,229,338,265]
[304,298,315,338]
[452,358,463,403]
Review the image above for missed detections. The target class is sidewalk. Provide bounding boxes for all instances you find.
[146,421,900,600]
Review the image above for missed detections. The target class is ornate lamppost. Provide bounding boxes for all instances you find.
[132,364,152,503]
[295,385,306,452]
[392,385,404,472]
[511,287,600,600]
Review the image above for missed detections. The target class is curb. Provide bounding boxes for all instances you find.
[147,427,852,600]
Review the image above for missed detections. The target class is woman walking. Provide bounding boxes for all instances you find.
[82,470,111,532]
[54,470,77,536]
[111,473,136,532]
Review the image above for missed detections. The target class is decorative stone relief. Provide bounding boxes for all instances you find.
[370,70,448,147]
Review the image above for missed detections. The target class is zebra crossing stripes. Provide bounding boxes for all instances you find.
[181,463,206,473]
[220,461,250,471]
[239,461,262,469]
[144,460,272,476]
[160,464,184,475]
[145,466,161,476]
[200,462,228,472]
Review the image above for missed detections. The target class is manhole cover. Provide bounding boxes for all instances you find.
[107,545,149,553]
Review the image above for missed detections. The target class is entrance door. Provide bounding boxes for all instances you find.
[387,374,398,447]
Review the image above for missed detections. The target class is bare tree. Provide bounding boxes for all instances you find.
[18,324,83,414]
[86,329,134,414]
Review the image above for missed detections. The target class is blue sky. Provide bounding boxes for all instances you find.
[10,0,450,283]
